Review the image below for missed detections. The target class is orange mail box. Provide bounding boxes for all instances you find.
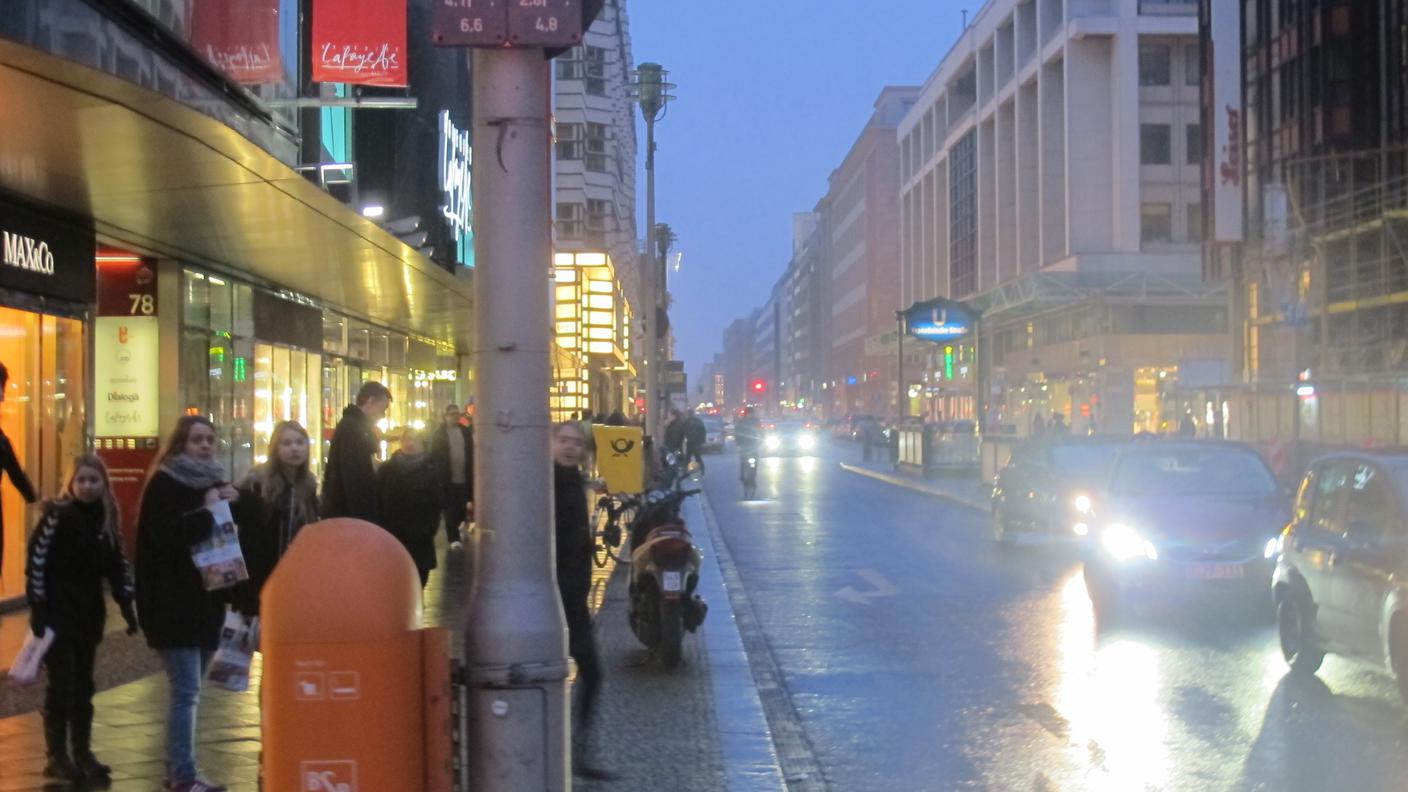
[260,519,452,792]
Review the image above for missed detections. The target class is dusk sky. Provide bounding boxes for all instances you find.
[627,1,968,385]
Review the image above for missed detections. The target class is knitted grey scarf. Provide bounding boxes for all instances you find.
[161,454,227,490]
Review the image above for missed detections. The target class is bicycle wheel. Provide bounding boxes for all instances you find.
[591,501,613,568]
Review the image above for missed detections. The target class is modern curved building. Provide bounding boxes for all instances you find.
[0,0,475,601]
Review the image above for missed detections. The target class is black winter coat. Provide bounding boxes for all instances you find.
[376,452,442,578]
[231,473,319,617]
[25,500,134,644]
[321,405,379,521]
[684,417,707,453]
[429,423,475,498]
[1,430,36,576]
[664,419,686,453]
[135,471,249,651]
[554,464,592,604]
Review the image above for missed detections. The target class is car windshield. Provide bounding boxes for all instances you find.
[1111,447,1277,497]
[1049,443,1125,480]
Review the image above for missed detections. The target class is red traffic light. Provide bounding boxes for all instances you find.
[751,379,766,393]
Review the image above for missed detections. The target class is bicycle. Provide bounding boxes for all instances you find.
[591,491,640,568]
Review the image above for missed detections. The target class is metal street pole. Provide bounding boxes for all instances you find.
[644,114,659,443]
[465,46,569,792]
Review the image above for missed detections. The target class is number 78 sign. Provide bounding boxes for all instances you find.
[433,0,585,48]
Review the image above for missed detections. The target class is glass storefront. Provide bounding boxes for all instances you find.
[0,305,87,600]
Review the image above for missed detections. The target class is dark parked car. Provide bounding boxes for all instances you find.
[1082,441,1289,613]
[1274,453,1408,699]
[991,436,1128,544]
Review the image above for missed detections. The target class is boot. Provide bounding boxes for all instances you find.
[42,715,80,781]
[71,709,112,780]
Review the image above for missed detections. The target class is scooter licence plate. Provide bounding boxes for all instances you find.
[663,571,683,592]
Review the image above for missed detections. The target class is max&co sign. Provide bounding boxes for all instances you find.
[0,196,95,304]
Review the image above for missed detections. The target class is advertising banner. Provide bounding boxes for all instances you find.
[1211,0,1244,242]
[191,0,283,85]
[312,0,408,87]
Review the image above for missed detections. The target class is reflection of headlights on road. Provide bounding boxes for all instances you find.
[1073,494,1092,514]
[1264,536,1282,559]
[1101,523,1159,561]
[798,434,816,450]
[764,435,781,450]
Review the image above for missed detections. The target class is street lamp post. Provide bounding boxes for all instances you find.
[630,62,675,445]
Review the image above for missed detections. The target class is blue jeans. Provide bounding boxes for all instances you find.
[160,648,213,784]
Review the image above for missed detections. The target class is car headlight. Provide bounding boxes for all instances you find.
[1263,536,1282,559]
[764,435,781,450]
[798,434,816,450]
[1073,494,1092,515]
[1073,522,1090,537]
[1101,523,1159,562]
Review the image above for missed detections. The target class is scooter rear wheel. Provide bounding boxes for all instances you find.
[659,599,684,669]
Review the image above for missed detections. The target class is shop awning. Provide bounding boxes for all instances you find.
[0,39,473,349]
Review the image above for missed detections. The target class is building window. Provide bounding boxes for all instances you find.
[1186,123,1202,164]
[1141,124,1172,164]
[585,122,610,172]
[557,202,584,240]
[1187,203,1203,242]
[1139,44,1171,86]
[556,122,583,161]
[1141,203,1173,244]
[1185,44,1200,85]
[949,130,978,297]
[584,46,608,96]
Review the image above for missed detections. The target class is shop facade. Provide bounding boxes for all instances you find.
[0,194,94,600]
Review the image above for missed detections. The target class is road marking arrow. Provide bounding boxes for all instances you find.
[833,568,898,605]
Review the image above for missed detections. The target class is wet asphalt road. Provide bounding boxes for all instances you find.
[700,441,1408,792]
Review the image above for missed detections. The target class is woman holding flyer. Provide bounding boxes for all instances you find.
[24,456,137,784]
[136,415,249,792]
[232,420,320,617]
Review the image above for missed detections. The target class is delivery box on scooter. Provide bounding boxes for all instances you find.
[593,424,645,493]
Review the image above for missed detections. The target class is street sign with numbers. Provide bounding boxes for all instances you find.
[432,0,508,47]
[433,0,585,49]
[507,0,583,48]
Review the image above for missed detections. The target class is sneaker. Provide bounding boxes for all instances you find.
[167,778,227,792]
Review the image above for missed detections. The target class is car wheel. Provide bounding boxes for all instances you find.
[1391,618,1408,704]
[1084,564,1119,617]
[1277,594,1325,675]
[992,506,1010,544]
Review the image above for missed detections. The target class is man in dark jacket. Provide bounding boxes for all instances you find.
[377,429,442,587]
[0,361,37,574]
[321,381,390,521]
[552,421,613,781]
[430,404,474,549]
[683,409,707,474]
[663,409,686,456]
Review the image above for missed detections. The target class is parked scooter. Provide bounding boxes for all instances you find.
[627,455,708,667]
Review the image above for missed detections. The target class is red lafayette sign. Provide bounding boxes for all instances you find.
[192,0,283,85]
[312,0,408,87]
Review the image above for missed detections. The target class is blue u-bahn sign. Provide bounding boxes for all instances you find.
[902,297,978,342]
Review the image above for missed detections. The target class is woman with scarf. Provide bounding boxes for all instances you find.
[231,421,320,617]
[135,415,248,792]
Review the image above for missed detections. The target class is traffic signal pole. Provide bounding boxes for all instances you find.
[464,46,569,791]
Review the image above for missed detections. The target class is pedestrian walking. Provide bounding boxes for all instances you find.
[683,409,707,474]
[1049,412,1068,434]
[377,429,442,588]
[136,415,249,792]
[551,421,614,780]
[1031,412,1047,437]
[25,455,138,784]
[231,421,320,618]
[321,381,390,521]
[0,361,37,576]
[1179,413,1197,438]
[430,404,474,550]
[663,409,686,456]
